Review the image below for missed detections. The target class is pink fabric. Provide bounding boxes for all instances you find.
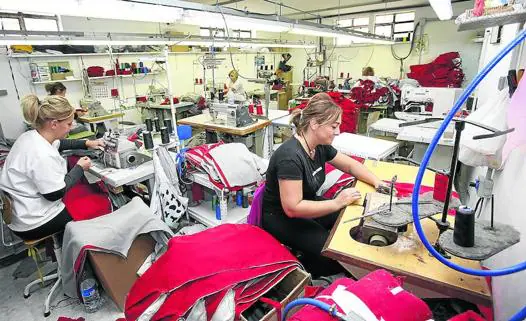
[124,224,299,321]
[448,311,487,321]
[289,270,432,321]
[502,72,526,162]
[247,183,265,226]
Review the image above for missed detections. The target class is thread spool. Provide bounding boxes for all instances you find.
[433,172,449,202]
[164,119,173,135]
[453,206,475,247]
[248,104,254,114]
[160,127,170,144]
[144,118,153,132]
[153,118,161,132]
[256,104,263,115]
[142,131,154,150]
[236,191,243,206]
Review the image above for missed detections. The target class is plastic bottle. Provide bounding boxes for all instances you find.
[80,265,104,313]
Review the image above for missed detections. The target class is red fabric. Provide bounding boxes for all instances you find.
[327,92,359,134]
[349,79,391,109]
[63,183,112,221]
[289,270,432,321]
[322,160,363,199]
[57,318,85,321]
[448,311,487,321]
[407,52,464,88]
[124,224,300,321]
[391,182,459,216]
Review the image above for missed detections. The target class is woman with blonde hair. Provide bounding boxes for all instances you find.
[262,93,388,277]
[224,69,246,102]
[0,95,103,240]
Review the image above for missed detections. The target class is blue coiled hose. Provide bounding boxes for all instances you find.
[281,298,350,321]
[411,28,526,321]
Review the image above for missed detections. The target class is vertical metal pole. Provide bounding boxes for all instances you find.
[441,121,465,223]
[164,45,180,147]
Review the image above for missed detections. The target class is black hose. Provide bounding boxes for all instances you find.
[391,21,421,78]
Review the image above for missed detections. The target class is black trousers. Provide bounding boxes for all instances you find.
[13,208,72,240]
[262,210,346,278]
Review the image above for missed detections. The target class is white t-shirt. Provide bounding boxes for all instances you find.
[227,79,246,102]
[0,130,67,232]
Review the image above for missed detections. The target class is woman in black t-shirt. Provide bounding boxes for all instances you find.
[262,93,388,277]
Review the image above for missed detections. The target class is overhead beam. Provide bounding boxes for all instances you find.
[284,0,399,18]
[213,0,245,5]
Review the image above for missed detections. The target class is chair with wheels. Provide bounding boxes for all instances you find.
[1,192,63,318]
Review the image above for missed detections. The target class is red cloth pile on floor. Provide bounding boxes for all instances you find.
[407,52,464,88]
[124,224,301,321]
[289,93,359,133]
[350,79,390,108]
[289,269,432,321]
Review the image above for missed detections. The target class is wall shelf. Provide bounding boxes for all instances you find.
[87,71,165,81]
[32,78,81,85]
[457,10,526,32]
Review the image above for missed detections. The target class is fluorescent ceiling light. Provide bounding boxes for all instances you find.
[0,36,316,49]
[180,10,292,33]
[292,25,394,45]
[0,0,183,23]
[428,0,453,20]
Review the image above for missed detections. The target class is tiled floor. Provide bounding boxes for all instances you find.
[0,261,124,321]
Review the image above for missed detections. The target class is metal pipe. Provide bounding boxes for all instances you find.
[441,121,465,223]
[263,0,319,18]
[164,45,180,147]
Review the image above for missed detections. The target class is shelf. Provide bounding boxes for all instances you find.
[188,200,249,228]
[457,10,526,32]
[10,51,164,59]
[87,71,165,81]
[32,78,81,85]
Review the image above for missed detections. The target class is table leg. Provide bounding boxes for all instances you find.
[254,129,264,158]
[145,178,155,197]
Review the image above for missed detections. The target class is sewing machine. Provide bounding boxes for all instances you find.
[401,87,463,117]
[79,97,108,118]
[209,102,255,128]
[102,130,151,169]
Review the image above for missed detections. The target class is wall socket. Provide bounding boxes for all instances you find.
[0,89,7,96]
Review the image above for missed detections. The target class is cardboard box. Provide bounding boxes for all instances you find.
[48,61,73,81]
[88,234,156,311]
[240,268,311,321]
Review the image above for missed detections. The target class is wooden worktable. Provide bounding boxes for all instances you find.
[322,160,492,306]
[177,113,271,136]
[78,112,125,123]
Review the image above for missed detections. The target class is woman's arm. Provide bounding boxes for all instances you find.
[329,152,382,188]
[58,139,104,152]
[279,179,360,219]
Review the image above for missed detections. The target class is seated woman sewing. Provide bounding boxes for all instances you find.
[0,95,104,240]
[262,93,388,277]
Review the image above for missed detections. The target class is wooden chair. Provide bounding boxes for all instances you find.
[0,192,62,318]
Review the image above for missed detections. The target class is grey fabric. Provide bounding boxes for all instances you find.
[61,197,173,298]
[58,139,87,152]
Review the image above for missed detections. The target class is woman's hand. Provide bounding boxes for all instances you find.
[76,156,92,171]
[86,139,105,150]
[334,188,362,208]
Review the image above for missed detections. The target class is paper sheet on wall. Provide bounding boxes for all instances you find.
[503,77,526,162]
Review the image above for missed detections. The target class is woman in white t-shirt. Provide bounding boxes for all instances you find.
[0,95,103,240]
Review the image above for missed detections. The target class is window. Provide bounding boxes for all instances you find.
[0,13,60,32]
[338,16,370,33]
[374,11,415,41]
[0,18,20,30]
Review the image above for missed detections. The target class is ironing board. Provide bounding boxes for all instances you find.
[331,133,399,160]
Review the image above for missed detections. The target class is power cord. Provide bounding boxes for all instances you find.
[390,21,421,79]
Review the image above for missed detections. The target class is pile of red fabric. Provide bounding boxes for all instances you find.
[350,79,390,108]
[407,52,465,88]
[124,224,301,321]
[289,93,359,133]
[289,269,433,321]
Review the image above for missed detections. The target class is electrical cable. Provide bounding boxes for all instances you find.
[217,3,249,80]
[391,21,421,78]
[411,25,526,277]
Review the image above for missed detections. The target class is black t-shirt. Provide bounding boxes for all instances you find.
[262,136,338,216]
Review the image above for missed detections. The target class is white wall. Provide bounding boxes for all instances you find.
[0,48,26,139]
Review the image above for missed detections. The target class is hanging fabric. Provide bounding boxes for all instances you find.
[150,146,188,229]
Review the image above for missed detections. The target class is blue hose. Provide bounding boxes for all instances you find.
[410,28,526,320]
[281,298,339,321]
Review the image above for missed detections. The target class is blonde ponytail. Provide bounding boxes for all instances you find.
[21,95,74,129]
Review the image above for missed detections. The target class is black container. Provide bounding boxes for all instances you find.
[160,127,170,144]
[453,206,475,247]
[218,91,224,101]
[164,119,173,135]
[144,118,153,132]
[143,131,154,150]
[153,117,161,132]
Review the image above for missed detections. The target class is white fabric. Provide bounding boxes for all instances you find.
[150,146,188,229]
[0,130,66,231]
[459,89,510,169]
[206,143,267,189]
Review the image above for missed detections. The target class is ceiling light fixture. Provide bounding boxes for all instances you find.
[428,0,453,21]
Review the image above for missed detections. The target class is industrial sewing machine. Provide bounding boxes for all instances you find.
[401,87,463,117]
[79,97,108,118]
[102,130,151,169]
[209,102,255,128]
